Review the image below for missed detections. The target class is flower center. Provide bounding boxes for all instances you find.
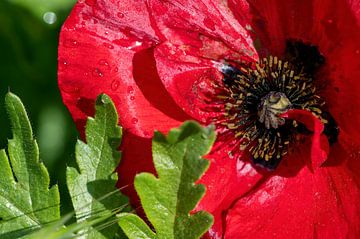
[258,91,292,129]
[215,41,339,170]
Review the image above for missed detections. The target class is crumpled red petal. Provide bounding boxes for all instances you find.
[148,0,257,58]
[148,0,258,120]
[58,0,188,137]
[282,109,329,169]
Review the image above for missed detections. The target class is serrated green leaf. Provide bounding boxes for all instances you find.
[67,94,128,239]
[0,92,60,238]
[118,213,156,239]
[119,121,215,239]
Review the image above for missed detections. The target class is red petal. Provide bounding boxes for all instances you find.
[223,159,360,238]
[116,131,155,213]
[197,143,265,238]
[58,1,189,137]
[282,109,329,169]
[229,0,360,146]
[154,43,224,121]
[147,0,259,120]
[313,0,360,148]
[148,0,257,59]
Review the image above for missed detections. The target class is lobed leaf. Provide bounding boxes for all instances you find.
[119,121,215,239]
[66,94,128,239]
[0,92,60,238]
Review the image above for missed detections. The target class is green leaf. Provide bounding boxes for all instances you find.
[0,92,60,238]
[66,94,128,239]
[25,208,128,239]
[118,214,155,239]
[119,121,216,239]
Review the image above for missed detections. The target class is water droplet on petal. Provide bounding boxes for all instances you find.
[144,131,151,137]
[103,43,114,49]
[113,67,119,72]
[59,58,68,67]
[127,86,134,94]
[117,12,125,18]
[111,80,120,91]
[355,49,360,55]
[131,118,138,124]
[64,39,79,48]
[98,59,110,69]
[92,68,103,77]
[130,96,135,101]
[126,41,143,50]
[62,85,80,94]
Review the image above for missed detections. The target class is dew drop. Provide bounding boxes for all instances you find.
[355,49,360,55]
[127,86,134,94]
[130,96,135,101]
[59,58,68,67]
[117,12,125,18]
[62,86,80,94]
[103,43,114,49]
[131,118,138,124]
[64,39,79,48]
[92,68,103,77]
[144,131,151,137]
[111,80,120,91]
[98,59,110,69]
[113,67,119,72]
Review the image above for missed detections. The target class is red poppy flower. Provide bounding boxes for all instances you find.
[58,0,360,238]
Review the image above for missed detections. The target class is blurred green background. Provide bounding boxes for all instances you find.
[0,0,77,214]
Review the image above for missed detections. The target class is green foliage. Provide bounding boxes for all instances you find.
[66,94,128,239]
[0,92,60,238]
[119,122,215,239]
[0,0,78,216]
[24,210,126,239]
[8,0,76,21]
[0,93,215,239]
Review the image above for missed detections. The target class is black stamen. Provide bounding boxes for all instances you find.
[222,65,243,87]
[285,40,325,76]
[252,155,281,171]
[217,41,335,170]
[322,111,339,145]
